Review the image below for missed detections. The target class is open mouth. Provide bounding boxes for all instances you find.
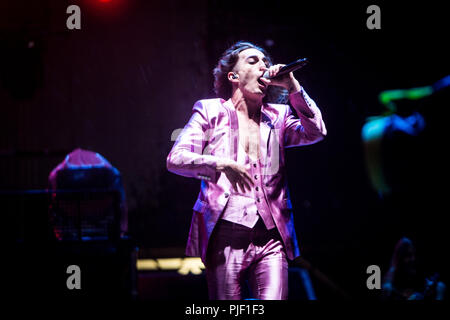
[257,77,266,87]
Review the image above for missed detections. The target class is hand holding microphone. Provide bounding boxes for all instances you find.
[263,58,308,79]
[260,58,308,94]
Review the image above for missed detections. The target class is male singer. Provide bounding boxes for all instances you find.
[167,41,326,299]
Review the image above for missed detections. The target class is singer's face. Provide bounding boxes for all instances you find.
[234,48,270,98]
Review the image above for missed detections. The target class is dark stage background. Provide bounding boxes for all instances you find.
[1,0,448,300]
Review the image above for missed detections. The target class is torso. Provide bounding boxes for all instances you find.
[236,111,261,161]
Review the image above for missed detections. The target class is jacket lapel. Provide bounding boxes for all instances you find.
[260,104,275,175]
[222,99,239,162]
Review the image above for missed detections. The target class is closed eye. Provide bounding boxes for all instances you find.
[247,55,269,67]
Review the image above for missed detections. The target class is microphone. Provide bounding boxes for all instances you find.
[263,58,308,79]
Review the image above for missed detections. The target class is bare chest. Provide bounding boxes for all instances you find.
[236,113,260,160]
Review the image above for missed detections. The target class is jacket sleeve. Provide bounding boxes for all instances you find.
[166,100,221,183]
[284,87,327,147]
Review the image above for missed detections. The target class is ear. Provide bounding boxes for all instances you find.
[227,72,239,82]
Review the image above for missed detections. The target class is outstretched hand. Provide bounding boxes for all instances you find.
[216,159,254,193]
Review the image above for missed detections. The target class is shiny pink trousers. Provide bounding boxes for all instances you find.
[205,219,288,300]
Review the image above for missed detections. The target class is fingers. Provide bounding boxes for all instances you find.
[237,180,247,193]
[239,168,254,192]
[232,172,254,193]
[259,77,271,86]
[225,162,255,193]
[231,177,250,193]
[231,180,239,193]
[241,170,255,188]
[240,176,252,193]
[268,64,285,78]
[260,64,288,88]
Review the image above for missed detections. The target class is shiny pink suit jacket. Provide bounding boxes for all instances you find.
[167,88,326,263]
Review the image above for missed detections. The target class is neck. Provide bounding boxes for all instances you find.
[231,90,262,120]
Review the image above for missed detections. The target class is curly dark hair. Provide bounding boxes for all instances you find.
[213,41,288,104]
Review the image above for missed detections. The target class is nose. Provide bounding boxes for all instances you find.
[259,61,268,70]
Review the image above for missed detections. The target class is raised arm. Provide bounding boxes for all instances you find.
[284,87,327,147]
[260,64,326,147]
